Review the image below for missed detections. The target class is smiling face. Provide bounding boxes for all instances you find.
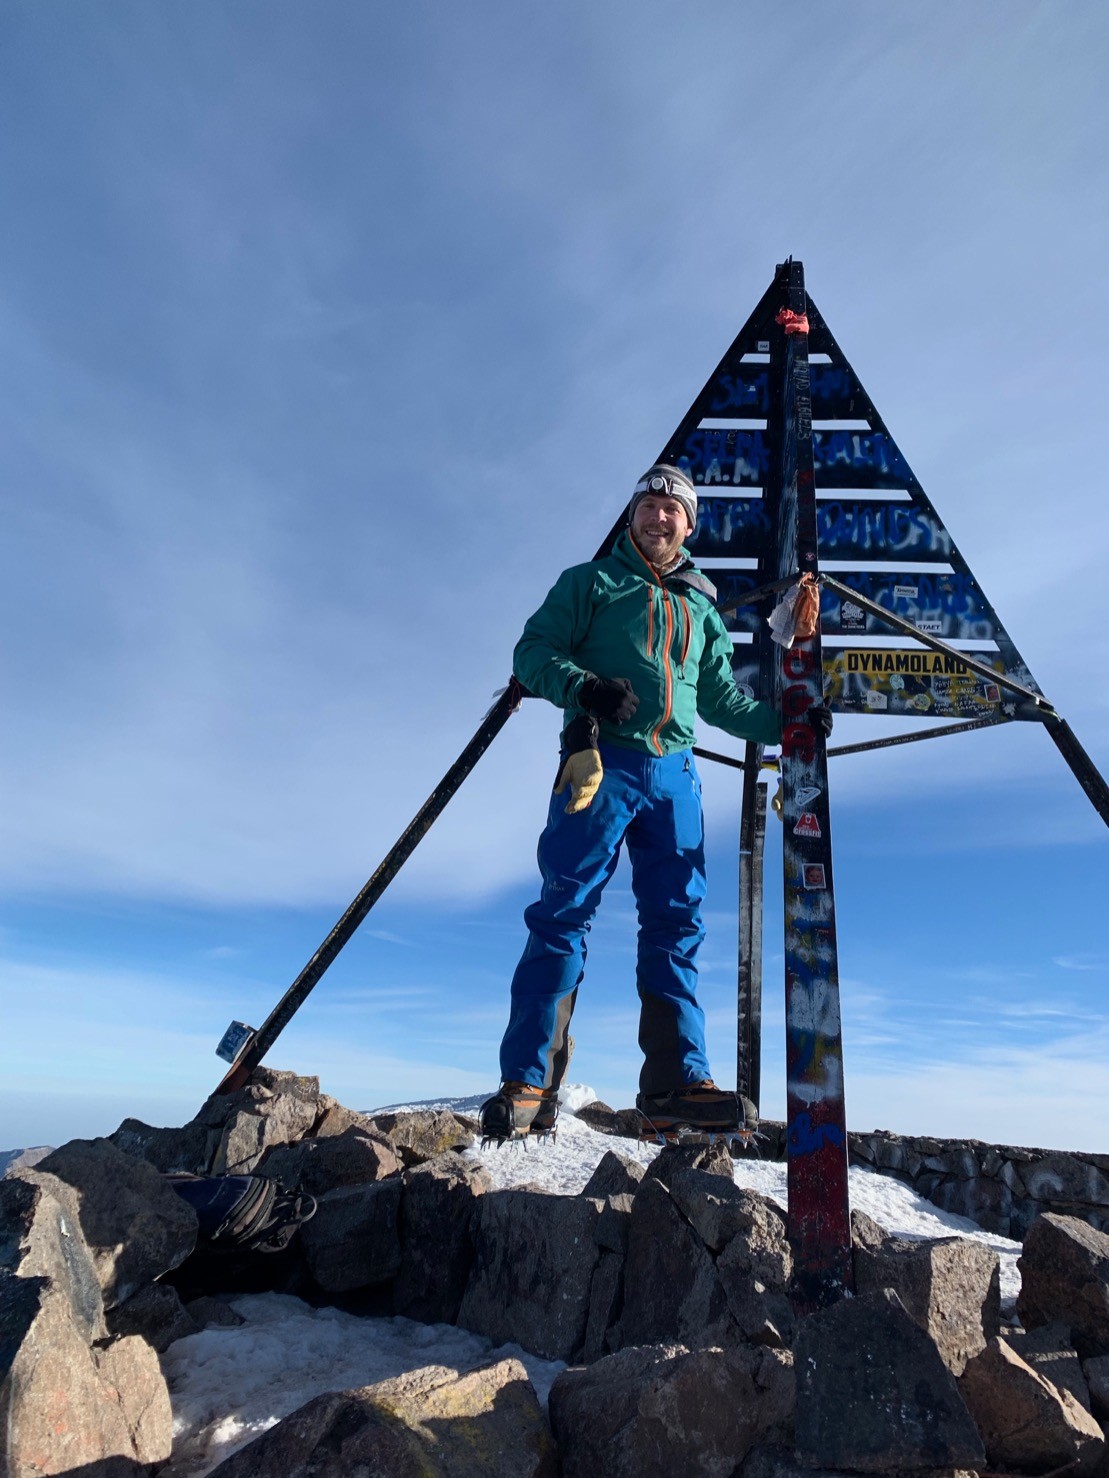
[631,492,692,567]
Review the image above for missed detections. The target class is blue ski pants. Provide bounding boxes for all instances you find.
[499,742,711,1095]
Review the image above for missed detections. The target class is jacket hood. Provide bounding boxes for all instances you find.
[613,529,718,603]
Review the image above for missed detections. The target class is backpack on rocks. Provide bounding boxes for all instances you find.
[167,1173,316,1253]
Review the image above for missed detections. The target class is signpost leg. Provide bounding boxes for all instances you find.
[737,763,767,1110]
[772,260,854,1308]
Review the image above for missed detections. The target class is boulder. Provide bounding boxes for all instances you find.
[257,1125,400,1194]
[107,1280,200,1351]
[1018,1213,1109,1358]
[667,1171,788,1255]
[619,1175,735,1349]
[1010,1320,1092,1412]
[458,1189,602,1361]
[582,1249,624,1362]
[204,1357,557,1477]
[581,1149,646,1201]
[575,1102,643,1138]
[1086,1354,1109,1419]
[853,1231,1000,1375]
[714,1209,794,1349]
[645,1139,735,1188]
[959,1336,1105,1473]
[3,1314,173,1478]
[1,1178,173,1477]
[850,1207,891,1255]
[643,1169,792,1346]
[394,1153,491,1323]
[310,1093,380,1137]
[299,1179,403,1294]
[926,1173,1013,1237]
[199,1069,321,1175]
[594,1192,634,1255]
[109,1115,220,1174]
[741,1444,979,1477]
[549,1341,794,1477]
[1020,1153,1109,1208]
[365,1108,476,1164]
[793,1288,984,1473]
[26,1138,198,1309]
[1,1177,103,1342]
[185,1293,246,1329]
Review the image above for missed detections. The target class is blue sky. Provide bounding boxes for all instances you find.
[2,2,1107,1153]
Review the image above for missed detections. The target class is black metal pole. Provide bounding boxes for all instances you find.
[737,743,764,1105]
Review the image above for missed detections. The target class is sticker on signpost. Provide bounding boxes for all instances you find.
[794,812,822,838]
[840,600,866,632]
[802,863,827,889]
[796,785,821,807]
[865,690,888,710]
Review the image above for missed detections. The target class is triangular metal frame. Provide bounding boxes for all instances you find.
[208,260,1108,1310]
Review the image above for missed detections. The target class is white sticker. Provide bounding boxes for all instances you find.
[757,340,770,352]
[893,584,918,599]
[917,619,943,634]
[796,785,822,807]
[889,674,905,691]
[865,690,888,710]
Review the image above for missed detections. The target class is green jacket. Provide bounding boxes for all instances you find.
[513,530,782,755]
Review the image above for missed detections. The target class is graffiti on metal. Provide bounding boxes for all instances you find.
[704,364,869,421]
[672,428,770,486]
[815,501,953,561]
[685,497,770,558]
[671,428,909,491]
[713,567,996,641]
[823,647,1008,717]
[812,431,910,488]
[820,571,996,640]
[779,639,849,1198]
[789,1110,846,1155]
[690,498,953,561]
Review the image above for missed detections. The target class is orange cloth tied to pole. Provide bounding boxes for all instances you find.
[775,308,810,336]
[794,572,819,639]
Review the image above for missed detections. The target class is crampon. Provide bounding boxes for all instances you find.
[635,1081,759,1150]
[478,1081,559,1149]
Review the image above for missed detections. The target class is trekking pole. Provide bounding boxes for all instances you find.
[210,681,525,1096]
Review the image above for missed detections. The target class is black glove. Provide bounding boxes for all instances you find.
[579,676,640,725]
[561,715,600,753]
[808,704,834,738]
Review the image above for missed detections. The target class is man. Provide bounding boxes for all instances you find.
[480,464,832,1143]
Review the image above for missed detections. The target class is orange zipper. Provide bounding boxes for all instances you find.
[649,591,674,755]
[627,531,677,756]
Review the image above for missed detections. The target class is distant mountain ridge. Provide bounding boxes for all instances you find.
[1,1146,54,1178]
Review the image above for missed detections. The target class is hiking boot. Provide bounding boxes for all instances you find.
[479,1081,559,1144]
[636,1080,758,1135]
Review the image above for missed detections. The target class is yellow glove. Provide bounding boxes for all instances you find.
[554,749,603,814]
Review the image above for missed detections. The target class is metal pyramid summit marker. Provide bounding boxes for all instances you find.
[209,260,1107,1312]
[615,257,1108,1307]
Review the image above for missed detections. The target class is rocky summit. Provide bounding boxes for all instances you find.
[3,1068,1109,1476]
